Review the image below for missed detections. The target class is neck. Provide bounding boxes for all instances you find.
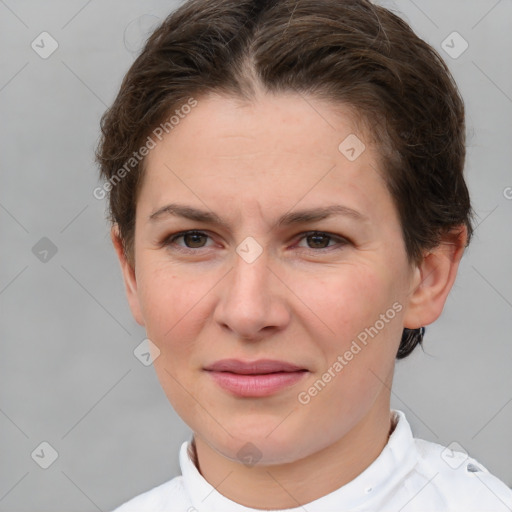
[192,402,394,509]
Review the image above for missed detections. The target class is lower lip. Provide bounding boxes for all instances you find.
[206,370,308,397]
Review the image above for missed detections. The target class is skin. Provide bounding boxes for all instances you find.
[112,90,467,509]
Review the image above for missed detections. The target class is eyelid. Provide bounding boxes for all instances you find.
[163,230,215,249]
[162,229,350,252]
[293,230,350,249]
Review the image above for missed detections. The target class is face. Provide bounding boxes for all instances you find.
[117,91,425,465]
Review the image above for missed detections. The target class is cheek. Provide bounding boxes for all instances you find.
[136,262,214,354]
[293,263,394,340]
[136,263,216,413]
[294,263,404,393]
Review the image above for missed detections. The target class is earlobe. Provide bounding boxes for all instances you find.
[403,226,468,329]
[111,225,145,326]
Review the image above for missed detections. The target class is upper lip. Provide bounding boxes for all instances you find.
[204,359,306,375]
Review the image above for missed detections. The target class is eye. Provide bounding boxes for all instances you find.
[161,229,350,254]
[163,230,213,251]
[295,231,349,250]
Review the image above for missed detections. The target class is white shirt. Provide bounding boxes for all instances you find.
[112,410,512,511]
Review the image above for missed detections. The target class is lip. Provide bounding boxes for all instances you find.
[204,359,308,397]
[204,358,306,374]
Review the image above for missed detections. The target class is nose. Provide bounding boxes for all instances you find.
[213,248,291,341]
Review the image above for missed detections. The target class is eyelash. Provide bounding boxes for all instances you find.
[161,230,350,254]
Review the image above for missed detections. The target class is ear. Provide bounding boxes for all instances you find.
[111,225,145,326]
[403,226,468,329]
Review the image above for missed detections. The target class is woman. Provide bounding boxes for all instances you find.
[97,0,512,510]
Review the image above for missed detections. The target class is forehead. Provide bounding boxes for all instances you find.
[138,92,395,227]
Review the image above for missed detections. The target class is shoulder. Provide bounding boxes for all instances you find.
[111,475,189,512]
[408,437,512,511]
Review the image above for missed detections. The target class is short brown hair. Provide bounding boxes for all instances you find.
[96,0,473,358]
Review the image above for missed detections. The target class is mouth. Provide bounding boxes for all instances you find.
[203,359,309,397]
[204,358,306,374]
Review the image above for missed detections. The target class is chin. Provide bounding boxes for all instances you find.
[207,417,314,466]
[217,437,307,467]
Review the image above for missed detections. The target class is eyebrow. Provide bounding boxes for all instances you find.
[148,203,369,229]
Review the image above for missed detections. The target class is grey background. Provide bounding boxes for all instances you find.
[1,0,511,510]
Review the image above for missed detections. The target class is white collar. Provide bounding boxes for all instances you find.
[179,409,418,511]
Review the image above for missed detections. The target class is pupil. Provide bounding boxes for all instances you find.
[182,233,330,249]
[308,234,328,248]
[185,233,205,248]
